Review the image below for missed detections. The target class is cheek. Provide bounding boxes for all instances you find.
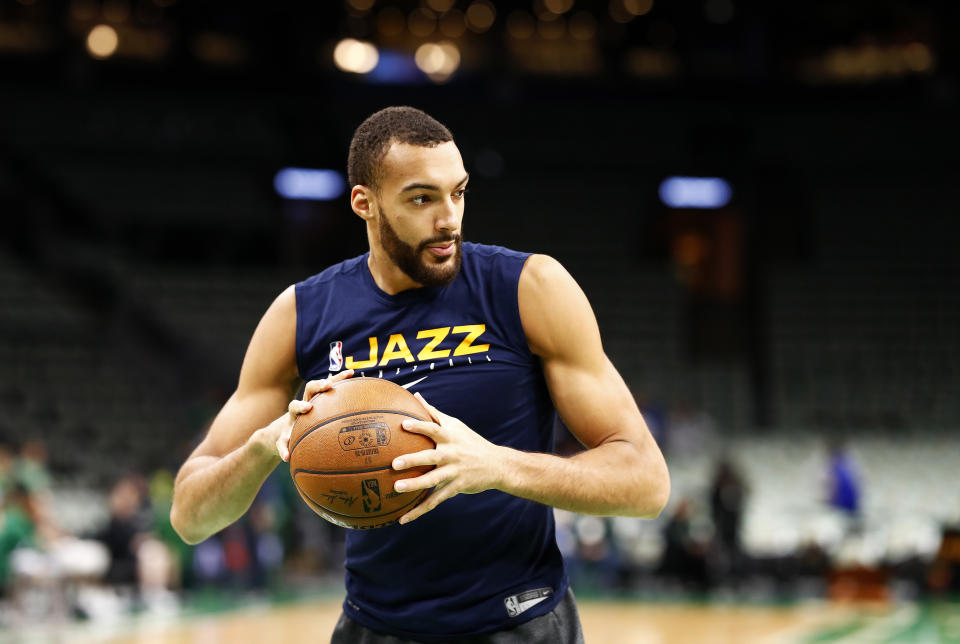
[394,216,430,244]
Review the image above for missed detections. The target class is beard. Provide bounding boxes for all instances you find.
[377,207,463,288]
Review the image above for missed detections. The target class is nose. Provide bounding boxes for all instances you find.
[435,197,460,233]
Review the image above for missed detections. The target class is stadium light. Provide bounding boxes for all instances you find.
[86,24,119,60]
[274,168,346,201]
[658,176,733,209]
[333,38,379,74]
[414,41,460,83]
[465,0,496,33]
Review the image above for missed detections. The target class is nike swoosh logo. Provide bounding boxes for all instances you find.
[400,376,428,390]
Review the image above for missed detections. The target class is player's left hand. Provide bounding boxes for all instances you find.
[392,392,506,524]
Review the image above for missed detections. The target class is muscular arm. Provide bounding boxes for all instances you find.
[394,255,670,522]
[170,286,300,545]
[501,254,670,517]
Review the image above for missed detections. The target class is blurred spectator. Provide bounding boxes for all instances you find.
[247,470,293,587]
[826,440,861,517]
[222,521,256,588]
[572,516,622,591]
[927,527,960,595]
[709,458,747,579]
[12,440,59,545]
[188,470,293,592]
[93,474,179,612]
[659,498,709,591]
[96,476,150,588]
[0,442,15,500]
[14,440,52,494]
[0,483,36,593]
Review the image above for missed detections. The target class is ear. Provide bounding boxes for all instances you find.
[351,185,375,221]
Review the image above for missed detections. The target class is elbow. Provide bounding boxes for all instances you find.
[644,472,671,519]
[170,502,206,546]
[635,460,671,519]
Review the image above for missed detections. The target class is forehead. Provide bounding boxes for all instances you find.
[379,141,465,190]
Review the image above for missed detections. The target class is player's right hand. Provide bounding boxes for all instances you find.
[275,369,354,461]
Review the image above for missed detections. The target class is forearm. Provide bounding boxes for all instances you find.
[171,428,281,544]
[497,440,670,518]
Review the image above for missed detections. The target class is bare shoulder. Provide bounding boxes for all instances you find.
[518,253,567,286]
[237,284,300,393]
[176,284,300,470]
[518,254,600,360]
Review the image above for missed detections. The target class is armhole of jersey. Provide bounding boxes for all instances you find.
[293,282,306,380]
[511,252,537,361]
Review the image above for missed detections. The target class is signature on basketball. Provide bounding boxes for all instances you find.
[320,490,358,507]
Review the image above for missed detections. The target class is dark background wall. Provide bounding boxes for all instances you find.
[1,0,958,478]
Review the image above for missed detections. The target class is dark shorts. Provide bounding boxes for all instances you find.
[330,588,585,644]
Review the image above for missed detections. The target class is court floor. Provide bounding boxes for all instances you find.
[5,596,960,643]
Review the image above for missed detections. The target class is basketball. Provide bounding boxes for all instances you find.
[288,378,435,529]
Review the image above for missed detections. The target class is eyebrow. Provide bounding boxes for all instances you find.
[400,174,470,193]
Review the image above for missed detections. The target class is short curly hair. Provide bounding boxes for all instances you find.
[347,106,454,191]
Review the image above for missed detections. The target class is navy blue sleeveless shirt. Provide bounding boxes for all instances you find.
[294,242,568,641]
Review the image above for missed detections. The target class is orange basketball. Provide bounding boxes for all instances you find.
[288,378,435,529]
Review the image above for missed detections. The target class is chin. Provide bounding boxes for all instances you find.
[417,254,461,286]
[425,265,458,282]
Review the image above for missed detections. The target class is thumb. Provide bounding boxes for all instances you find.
[277,429,291,462]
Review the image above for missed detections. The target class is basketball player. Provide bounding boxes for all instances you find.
[171,107,670,643]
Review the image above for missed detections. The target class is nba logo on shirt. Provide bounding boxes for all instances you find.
[329,341,343,371]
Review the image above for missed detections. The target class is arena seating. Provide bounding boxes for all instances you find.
[768,204,959,430]
[1,88,957,590]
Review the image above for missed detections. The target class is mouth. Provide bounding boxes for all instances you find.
[425,241,457,257]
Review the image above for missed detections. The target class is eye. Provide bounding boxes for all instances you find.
[412,194,430,206]
[454,187,469,199]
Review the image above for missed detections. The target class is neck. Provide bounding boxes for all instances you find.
[365,226,421,295]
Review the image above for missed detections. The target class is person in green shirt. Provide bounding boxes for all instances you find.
[0,483,37,591]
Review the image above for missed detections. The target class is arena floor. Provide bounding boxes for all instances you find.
[6,596,959,644]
